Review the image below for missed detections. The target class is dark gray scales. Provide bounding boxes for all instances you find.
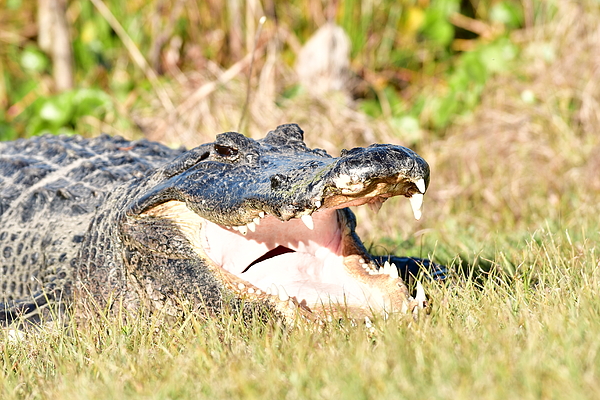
[1,125,445,325]
[0,134,183,322]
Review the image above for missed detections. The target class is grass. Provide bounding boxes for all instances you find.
[2,0,600,398]
[2,230,599,399]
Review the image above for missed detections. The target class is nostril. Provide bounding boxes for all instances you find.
[270,174,290,190]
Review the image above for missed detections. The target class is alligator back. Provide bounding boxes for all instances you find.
[0,134,182,322]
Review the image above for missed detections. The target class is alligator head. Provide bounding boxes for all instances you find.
[122,124,430,321]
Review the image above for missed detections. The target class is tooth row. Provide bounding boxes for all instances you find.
[235,281,262,296]
[359,258,377,273]
[265,283,292,302]
[368,261,399,279]
[231,209,317,234]
[231,211,268,235]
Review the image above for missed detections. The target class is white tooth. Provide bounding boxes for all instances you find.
[315,200,322,208]
[409,193,423,220]
[301,214,314,230]
[401,301,409,314]
[389,263,399,279]
[415,178,426,194]
[246,221,256,232]
[253,217,261,225]
[384,261,391,275]
[359,258,365,264]
[255,290,261,295]
[248,288,255,294]
[232,226,238,231]
[237,283,245,290]
[288,299,296,310]
[259,211,265,218]
[238,225,248,235]
[269,283,279,297]
[278,285,289,302]
[362,263,369,270]
[265,287,271,295]
[415,281,426,307]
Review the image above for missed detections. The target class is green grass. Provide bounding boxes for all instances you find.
[2,230,599,399]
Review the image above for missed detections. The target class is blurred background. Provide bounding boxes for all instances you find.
[1,0,598,273]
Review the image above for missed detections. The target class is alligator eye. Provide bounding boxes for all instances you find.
[214,144,238,158]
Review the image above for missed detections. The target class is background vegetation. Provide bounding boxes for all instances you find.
[2,0,600,398]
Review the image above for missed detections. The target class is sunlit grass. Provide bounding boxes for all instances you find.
[2,228,599,399]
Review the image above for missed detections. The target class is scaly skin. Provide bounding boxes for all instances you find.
[0,124,444,325]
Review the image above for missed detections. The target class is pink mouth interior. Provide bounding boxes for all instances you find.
[202,209,379,307]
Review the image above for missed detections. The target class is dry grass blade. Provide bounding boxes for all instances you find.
[89,0,174,113]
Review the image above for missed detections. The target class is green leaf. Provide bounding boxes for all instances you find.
[39,92,75,126]
[0,121,18,141]
[477,39,518,73]
[422,9,455,47]
[390,115,422,143]
[20,46,49,73]
[490,1,524,29]
[72,88,113,118]
[6,0,21,10]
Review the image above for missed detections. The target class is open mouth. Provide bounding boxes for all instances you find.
[142,177,427,318]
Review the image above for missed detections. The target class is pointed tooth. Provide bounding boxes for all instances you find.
[301,214,314,230]
[415,281,426,307]
[238,225,248,235]
[237,283,245,290]
[315,200,322,208]
[247,287,255,294]
[409,193,423,220]
[401,300,409,314]
[253,217,261,225]
[265,287,272,295]
[384,261,391,274]
[277,285,289,302]
[415,178,426,194]
[246,221,256,232]
[232,226,238,231]
[269,283,279,296]
[389,262,399,279]
[259,211,265,218]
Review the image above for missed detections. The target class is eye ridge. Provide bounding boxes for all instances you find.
[214,144,238,158]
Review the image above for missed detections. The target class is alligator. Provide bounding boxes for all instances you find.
[0,123,445,326]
